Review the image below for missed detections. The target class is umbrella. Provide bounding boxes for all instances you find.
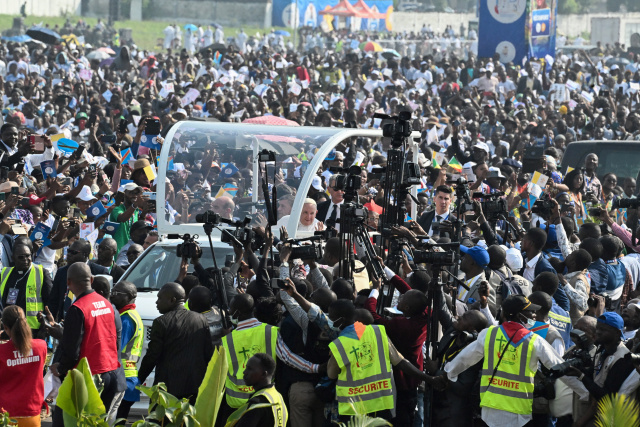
[86,50,111,60]
[184,24,198,32]
[242,116,300,126]
[274,30,291,37]
[199,43,227,55]
[211,23,223,29]
[605,57,630,68]
[97,47,115,55]
[381,49,401,60]
[99,58,115,67]
[1,35,33,43]
[359,41,383,52]
[26,26,61,44]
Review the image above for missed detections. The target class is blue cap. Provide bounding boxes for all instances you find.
[503,158,522,169]
[597,312,624,337]
[325,149,336,161]
[460,245,490,268]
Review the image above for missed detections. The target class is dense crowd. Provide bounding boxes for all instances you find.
[0,15,640,427]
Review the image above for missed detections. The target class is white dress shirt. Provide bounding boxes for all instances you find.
[523,253,542,282]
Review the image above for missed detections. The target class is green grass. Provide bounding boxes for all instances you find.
[0,14,293,52]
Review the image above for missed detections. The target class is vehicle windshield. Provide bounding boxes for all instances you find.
[125,243,233,291]
[156,122,362,235]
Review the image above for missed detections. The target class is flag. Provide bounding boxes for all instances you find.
[194,348,228,427]
[216,183,239,198]
[427,126,438,144]
[448,156,463,172]
[120,148,133,164]
[431,151,440,169]
[144,165,157,182]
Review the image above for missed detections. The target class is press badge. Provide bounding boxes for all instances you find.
[7,288,19,305]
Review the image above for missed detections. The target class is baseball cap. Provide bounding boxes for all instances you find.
[460,245,490,268]
[505,247,524,271]
[130,220,152,233]
[123,182,141,192]
[597,312,624,337]
[311,175,324,192]
[473,142,490,153]
[76,185,96,202]
[487,167,506,179]
[502,295,541,316]
[325,149,337,161]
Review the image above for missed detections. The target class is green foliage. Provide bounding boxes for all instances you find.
[595,393,640,427]
[0,412,17,427]
[558,0,595,13]
[336,402,392,427]
[136,383,202,427]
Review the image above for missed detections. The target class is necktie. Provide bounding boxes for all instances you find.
[328,204,338,227]
[436,215,442,223]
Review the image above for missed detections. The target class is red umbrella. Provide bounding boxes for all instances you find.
[242,116,300,126]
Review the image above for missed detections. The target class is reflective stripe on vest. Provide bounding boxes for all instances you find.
[223,385,289,427]
[480,326,537,414]
[549,304,572,347]
[223,324,278,408]
[0,266,44,329]
[329,324,395,416]
[120,309,144,378]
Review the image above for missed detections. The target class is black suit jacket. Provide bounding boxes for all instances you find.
[0,140,25,170]
[316,200,332,223]
[49,262,110,320]
[417,210,436,233]
[137,306,214,398]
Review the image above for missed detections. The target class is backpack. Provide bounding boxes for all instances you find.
[494,268,528,303]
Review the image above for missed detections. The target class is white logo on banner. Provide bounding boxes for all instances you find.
[495,41,517,63]
[487,0,527,24]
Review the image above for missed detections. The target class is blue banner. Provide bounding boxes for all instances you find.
[478,0,529,64]
[528,0,556,60]
[272,0,392,31]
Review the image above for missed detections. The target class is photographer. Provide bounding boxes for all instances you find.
[563,313,635,426]
[430,281,489,427]
[600,206,640,254]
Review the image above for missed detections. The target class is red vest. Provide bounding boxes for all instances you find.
[73,291,120,374]
[0,339,47,417]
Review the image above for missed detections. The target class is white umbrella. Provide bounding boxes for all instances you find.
[86,50,110,60]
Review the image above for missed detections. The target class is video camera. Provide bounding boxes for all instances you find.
[474,192,508,222]
[613,198,640,209]
[547,329,594,379]
[531,193,554,218]
[331,165,364,197]
[413,249,456,266]
[167,233,201,259]
[375,111,412,148]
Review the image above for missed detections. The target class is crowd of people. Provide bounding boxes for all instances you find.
[0,14,639,427]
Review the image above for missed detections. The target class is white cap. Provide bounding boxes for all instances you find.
[76,185,96,202]
[479,67,486,73]
[123,182,141,192]
[473,142,490,153]
[311,175,324,192]
[506,247,524,271]
[610,64,619,71]
[174,108,188,116]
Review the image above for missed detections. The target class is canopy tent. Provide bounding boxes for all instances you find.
[319,0,367,17]
[351,0,385,19]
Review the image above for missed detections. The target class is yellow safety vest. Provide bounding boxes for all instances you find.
[328,324,395,416]
[224,385,288,427]
[480,325,537,414]
[120,309,144,378]
[223,323,278,408]
[0,265,44,329]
